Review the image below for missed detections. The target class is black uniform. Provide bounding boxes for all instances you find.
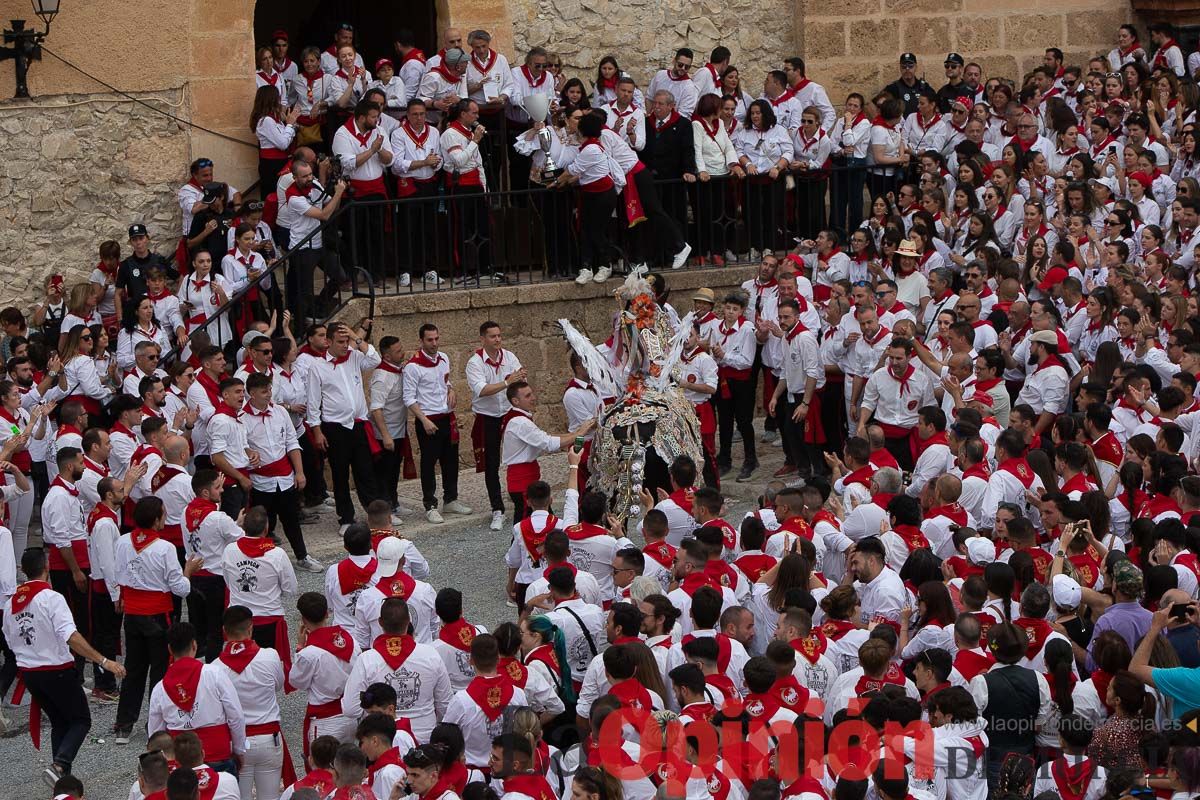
[881,77,933,117]
[117,252,176,306]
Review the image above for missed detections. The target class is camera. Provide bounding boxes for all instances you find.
[201,181,226,205]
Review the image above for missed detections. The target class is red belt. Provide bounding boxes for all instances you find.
[303,699,344,760]
[582,176,615,193]
[122,586,173,615]
[260,148,290,159]
[506,461,541,493]
[48,539,91,572]
[447,169,483,187]
[64,394,102,415]
[350,176,387,198]
[245,720,298,785]
[161,523,184,548]
[253,455,293,477]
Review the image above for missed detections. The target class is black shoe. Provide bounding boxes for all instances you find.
[718,463,732,476]
[736,463,759,482]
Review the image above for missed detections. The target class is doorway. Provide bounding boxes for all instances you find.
[253,0,438,70]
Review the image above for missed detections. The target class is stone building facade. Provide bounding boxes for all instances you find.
[0,0,1141,307]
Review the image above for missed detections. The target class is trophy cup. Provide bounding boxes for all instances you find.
[523,94,563,181]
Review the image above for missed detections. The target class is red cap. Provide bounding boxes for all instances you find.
[1128,171,1153,190]
[271,29,288,41]
[375,57,394,71]
[969,391,993,407]
[953,97,974,113]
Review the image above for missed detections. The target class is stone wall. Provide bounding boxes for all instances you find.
[0,90,190,307]
[508,0,794,94]
[340,266,756,467]
[804,0,1135,103]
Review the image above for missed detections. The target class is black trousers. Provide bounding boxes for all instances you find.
[777,394,829,480]
[188,574,227,663]
[252,619,284,653]
[21,667,91,772]
[749,344,776,434]
[0,613,17,700]
[251,486,308,560]
[819,380,847,459]
[49,569,89,684]
[88,586,121,692]
[509,491,529,526]
[633,168,685,264]
[717,378,757,467]
[745,178,785,252]
[447,184,491,278]
[480,414,504,513]
[884,434,916,472]
[322,421,381,525]
[693,178,731,257]
[115,612,171,730]
[220,482,246,520]
[287,246,344,323]
[579,188,622,271]
[415,416,459,510]
[299,433,327,505]
[398,180,441,277]
[376,445,402,509]
[258,156,289,203]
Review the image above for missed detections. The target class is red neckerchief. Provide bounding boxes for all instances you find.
[704,63,723,89]
[162,657,204,712]
[430,61,460,85]
[217,639,260,673]
[87,502,119,533]
[367,747,405,787]
[609,676,655,711]
[521,64,546,87]
[336,556,377,596]
[477,347,504,370]
[498,656,529,688]
[669,486,695,515]
[340,117,373,148]
[1013,617,1053,659]
[9,580,50,614]
[437,618,477,651]
[790,630,828,665]
[915,112,942,132]
[465,673,515,721]
[236,536,276,558]
[519,513,557,564]
[655,110,681,131]
[257,70,279,86]
[797,127,825,151]
[401,119,430,150]
[1154,39,1179,69]
[131,527,160,553]
[892,524,929,551]
[401,47,426,65]
[1034,354,1064,374]
[928,503,967,526]
[854,663,906,695]
[888,362,915,395]
[1052,756,1098,800]
[407,349,444,368]
[842,464,874,489]
[378,570,416,600]
[784,321,809,342]
[372,633,417,670]
[698,116,721,141]
[525,643,561,679]
[643,540,676,570]
[565,521,606,541]
[305,625,355,661]
[1061,472,1097,496]
[50,475,79,497]
[502,773,558,800]
[680,571,721,596]
[863,324,891,348]
[470,48,497,74]
[916,430,949,456]
[998,456,1035,488]
[1138,493,1181,520]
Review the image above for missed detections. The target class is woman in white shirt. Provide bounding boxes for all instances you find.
[57,282,103,355]
[867,97,908,203]
[250,85,299,201]
[720,66,754,123]
[791,106,834,239]
[733,99,793,259]
[115,297,172,371]
[692,94,743,266]
[61,323,112,422]
[830,92,873,234]
[291,47,330,148]
[982,185,1019,255]
[590,56,644,109]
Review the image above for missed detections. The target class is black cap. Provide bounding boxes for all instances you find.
[899,53,917,66]
[945,52,965,66]
[128,223,148,238]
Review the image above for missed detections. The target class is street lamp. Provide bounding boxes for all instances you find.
[0,0,63,99]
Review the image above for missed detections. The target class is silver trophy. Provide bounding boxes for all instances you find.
[523,93,563,180]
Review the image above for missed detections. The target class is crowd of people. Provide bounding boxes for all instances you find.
[8,14,1200,800]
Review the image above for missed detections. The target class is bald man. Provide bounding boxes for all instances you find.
[921,475,974,559]
[956,292,997,350]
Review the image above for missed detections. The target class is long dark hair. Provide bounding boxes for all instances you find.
[744,98,777,131]
[249,84,283,132]
[1044,638,1075,715]
[767,553,811,611]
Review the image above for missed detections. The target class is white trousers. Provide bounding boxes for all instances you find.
[239,732,283,800]
[7,473,33,561]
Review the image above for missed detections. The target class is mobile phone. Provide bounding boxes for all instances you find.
[1170,601,1195,620]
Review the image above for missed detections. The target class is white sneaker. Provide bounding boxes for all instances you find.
[592,266,612,283]
[392,502,415,515]
[444,500,473,515]
[390,514,404,527]
[323,497,336,508]
[750,248,761,262]
[426,508,445,524]
[114,731,131,745]
[671,243,692,269]
[490,510,505,531]
[575,269,593,284]
[338,523,351,536]
[398,272,412,287]
[724,249,738,263]
[295,555,324,573]
[423,270,443,285]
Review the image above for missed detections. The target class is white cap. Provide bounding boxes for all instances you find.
[1090,176,1118,195]
[1052,574,1082,609]
[966,536,995,565]
[377,537,405,578]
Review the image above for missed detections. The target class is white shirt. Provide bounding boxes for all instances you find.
[506,65,555,125]
[648,70,700,118]
[306,346,381,428]
[3,582,75,668]
[220,539,298,617]
[465,349,522,417]
[443,680,529,767]
[431,622,488,692]
[605,102,647,151]
[418,68,468,124]
[88,511,123,603]
[208,407,250,471]
[148,660,247,755]
[544,597,608,677]
[856,566,907,627]
[501,410,558,467]
[732,125,794,172]
[465,49,513,103]
[325,67,373,107]
[907,442,955,497]
[290,626,360,706]
[440,122,487,189]
[391,120,442,184]
[341,640,452,740]
[214,643,284,726]
[714,318,756,371]
[332,119,392,183]
[369,363,408,439]
[183,501,241,576]
[178,180,238,237]
[679,351,719,405]
[401,351,452,415]
[220,249,272,295]
[115,326,172,372]
[353,577,438,647]
[242,402,300,491]
[115,532,191,599]
[41,479,86,560]
[861,365,937,428]
[1015,359,1069,415]
[324,554,378,630]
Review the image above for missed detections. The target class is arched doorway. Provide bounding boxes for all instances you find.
[253,0,438,69]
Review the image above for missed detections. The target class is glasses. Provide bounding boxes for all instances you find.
[1017,123,1037,129]
[852,280,872,288]
[147,354,160,360]
[256,348,273,355]
[80,335,92,341]
[182,371,195,378]
[529,63,545,70]
[1107,219,1120,225]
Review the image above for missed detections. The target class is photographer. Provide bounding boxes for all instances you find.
[185,183,235,267]
[1157,589,1200,668]
[283,159,350,323]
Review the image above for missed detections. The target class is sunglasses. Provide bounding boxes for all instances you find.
[80,335,93,341]
[256,348,274,355]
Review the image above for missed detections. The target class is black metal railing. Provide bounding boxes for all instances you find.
[165,161,886,362]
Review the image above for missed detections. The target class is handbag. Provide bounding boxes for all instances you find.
[295,122,323,148]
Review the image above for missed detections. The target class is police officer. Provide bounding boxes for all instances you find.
[881,53,932,117]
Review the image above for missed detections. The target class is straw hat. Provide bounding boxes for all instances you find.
[896,239,921,258]
[692,287,716,304]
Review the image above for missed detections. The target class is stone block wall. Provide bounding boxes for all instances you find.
[0,90,190,308]
[341,266,756,467]
[803,0,1135,103]
[507,0,793,97]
